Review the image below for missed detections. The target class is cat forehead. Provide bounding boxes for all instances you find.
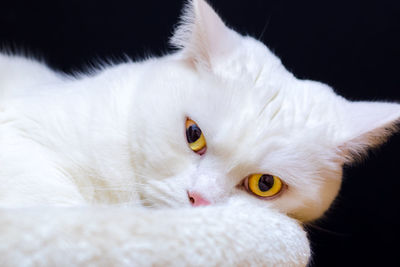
[186,47,337,129]
[188,72,340,162]
[212,37,287,85]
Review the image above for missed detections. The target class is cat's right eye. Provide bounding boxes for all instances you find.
[185,118,207,155]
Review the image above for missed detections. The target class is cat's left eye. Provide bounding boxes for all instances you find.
[185,118,207,155]
[244,174,284,199]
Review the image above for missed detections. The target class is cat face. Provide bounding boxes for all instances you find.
[131,0,400,221]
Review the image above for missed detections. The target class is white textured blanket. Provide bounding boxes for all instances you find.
[0,198,309,266]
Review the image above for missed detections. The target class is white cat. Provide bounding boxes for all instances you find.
[0,0,398,266]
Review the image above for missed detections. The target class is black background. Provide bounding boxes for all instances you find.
[1,0,399,266]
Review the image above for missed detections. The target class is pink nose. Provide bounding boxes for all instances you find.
[188,191,210,207]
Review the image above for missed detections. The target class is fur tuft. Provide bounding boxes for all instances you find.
[169,0,196,51]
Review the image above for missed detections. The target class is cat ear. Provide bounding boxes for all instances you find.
[170,0,240,70]
[338,101,400,162]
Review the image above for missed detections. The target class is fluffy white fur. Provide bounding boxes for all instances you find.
[0,197,310,266]
[0,0,399,266]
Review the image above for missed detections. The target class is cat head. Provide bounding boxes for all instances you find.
[132,0,400,221]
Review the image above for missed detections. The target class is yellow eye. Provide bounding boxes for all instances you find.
[185,118,207,155]
[245,174,283,198]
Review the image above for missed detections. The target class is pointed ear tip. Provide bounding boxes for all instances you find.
[338,101,400,163]
[193,0,207,6]
[347,101,400,121]
[385,102,400,121]
[191,0,223,21]
[188,0,207,12]
[169,0,196,48]
[339,123,400,164]
[170,0,235,65]
[384,101,400,115]
[385,101,400,110]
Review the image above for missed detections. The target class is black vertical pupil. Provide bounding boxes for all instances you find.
[258,175,274,192]
[186,125,202,143]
